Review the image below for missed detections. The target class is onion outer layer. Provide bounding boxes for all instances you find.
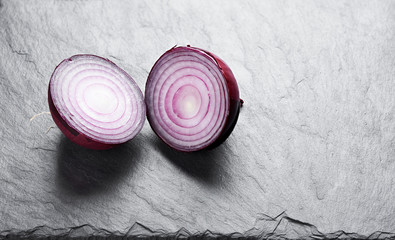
[48,54,145,150]
[145,46,241,152]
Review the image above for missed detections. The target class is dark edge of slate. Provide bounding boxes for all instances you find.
[1,212,394,240]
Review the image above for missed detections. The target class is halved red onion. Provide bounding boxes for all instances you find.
[48,54,145,150]
[145,46,241,152]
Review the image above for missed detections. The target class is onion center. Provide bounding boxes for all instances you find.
[83,83,119,115]
[172,83,201,119]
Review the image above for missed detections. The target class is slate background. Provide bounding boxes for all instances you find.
[0,0,394,237]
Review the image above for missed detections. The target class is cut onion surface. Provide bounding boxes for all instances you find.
[48,54,145,150]
[145,46,241,152]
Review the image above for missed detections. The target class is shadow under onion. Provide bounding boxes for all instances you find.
[55,135,142,196]
[152,137,232,189]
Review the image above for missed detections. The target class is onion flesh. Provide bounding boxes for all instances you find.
[48,54,145,150]
[145,46,241,152]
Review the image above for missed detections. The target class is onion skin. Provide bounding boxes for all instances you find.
[48,55,145,150]
[146,46,241,152]
[196,48,241,149]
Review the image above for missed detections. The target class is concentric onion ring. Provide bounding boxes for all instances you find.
[146,46,241,152]
[48,54,145,150]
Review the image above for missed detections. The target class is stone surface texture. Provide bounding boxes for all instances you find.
[0,0,394,237]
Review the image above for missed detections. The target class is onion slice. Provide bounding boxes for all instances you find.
[48,54,145,150]
[145,46,241,152]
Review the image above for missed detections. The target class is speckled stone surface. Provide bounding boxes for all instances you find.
[0,0,394,237]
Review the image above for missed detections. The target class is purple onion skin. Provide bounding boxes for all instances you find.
[198,48,241,150]
[146,46,241,151]
[48,87,116,150]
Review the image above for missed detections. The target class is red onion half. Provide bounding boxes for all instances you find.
[48,54,145,150]
[145,46,241,152]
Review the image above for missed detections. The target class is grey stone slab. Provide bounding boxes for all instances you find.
[0,0,394,237]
